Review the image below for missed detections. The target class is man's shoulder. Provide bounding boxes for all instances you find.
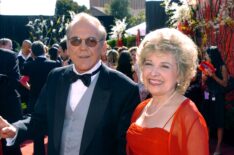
[104,65,137,86]
[49,65,71,75]
[44,65,71,84]
[0,48,16,57]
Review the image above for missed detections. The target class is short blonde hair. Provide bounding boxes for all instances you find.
[66,12,107,40]
[137,28,198,94]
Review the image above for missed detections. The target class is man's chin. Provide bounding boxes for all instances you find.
[75,65,93,73]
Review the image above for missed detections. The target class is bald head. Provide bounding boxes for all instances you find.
[22,40,32,46]
[21,39,32,56]
[66,12,107,40]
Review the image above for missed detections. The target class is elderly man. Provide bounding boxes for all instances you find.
[0,13,140,155]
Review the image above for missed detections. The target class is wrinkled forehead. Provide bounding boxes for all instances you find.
[67,18,100,36]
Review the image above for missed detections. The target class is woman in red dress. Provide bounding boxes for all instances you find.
[126,28,209,155]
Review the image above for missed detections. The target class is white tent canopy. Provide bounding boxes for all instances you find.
[126,22,146,36]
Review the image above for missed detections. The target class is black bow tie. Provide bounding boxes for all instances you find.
[70,66,102,87]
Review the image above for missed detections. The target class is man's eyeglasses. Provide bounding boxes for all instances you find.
[68,37,104,47]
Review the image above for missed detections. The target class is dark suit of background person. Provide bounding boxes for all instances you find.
[0,13,140,155]
[0,48,23,155]
[21,41,61,114]
[17,40,33,115]
[20,41,61,155]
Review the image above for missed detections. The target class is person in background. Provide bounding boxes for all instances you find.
[129,46,149,101]
[106,49,119,69]
[185,48,204,111]
[0,38,13,50]
[17,40,33,71]
[17,39,33,115]
[117,46,128,54]
[0,12,140,155]
[128,46,139,82]
[201,46,228,155]
[22,41,61,114]
[58,38,72,66]
[116,51,135,80]
[0,47,22,155]
[20,40,61,155]
[52,43,60,49]
[48,46,63,65]
[126,28,209,155]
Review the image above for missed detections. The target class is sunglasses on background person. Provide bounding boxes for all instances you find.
[68,37,104,47]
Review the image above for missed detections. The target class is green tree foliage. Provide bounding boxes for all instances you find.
[110,0,130,20]
[107,0,145,29]
[26,0,88,46]
[128,11,145,28]
[26,13,73,46]
[56,0,87,17]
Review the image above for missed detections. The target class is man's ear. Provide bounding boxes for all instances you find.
[101,41,107,54]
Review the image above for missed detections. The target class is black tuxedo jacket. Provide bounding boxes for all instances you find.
[17,55,33,104]
[17,55,33,73]
[21,57,61,106]
[0,48,22,123]
[14,64,140,155]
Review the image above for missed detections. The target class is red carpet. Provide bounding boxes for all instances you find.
[209,138,234,155]
[20,137,48,155]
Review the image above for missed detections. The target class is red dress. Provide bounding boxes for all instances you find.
[127,98,209,155]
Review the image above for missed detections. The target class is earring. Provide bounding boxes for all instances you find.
[177,82,181,87]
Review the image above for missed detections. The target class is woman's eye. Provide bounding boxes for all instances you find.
[144,61,152,66]
[144,62,152,66]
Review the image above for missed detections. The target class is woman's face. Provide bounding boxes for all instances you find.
[204,52,211,62]
[130,50,137,63]
[142,52,179,97]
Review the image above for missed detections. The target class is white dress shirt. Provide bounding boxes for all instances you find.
[68,60,102,111]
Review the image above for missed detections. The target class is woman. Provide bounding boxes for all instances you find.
[128,46,139,83]
[106,49,119,69]
[202,46,228,155]
[129,46,150,101]
[116,51,135,80]
[126,28,209,155]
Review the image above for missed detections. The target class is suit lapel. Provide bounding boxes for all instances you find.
[80,65,111,155]
[53,66,72,150]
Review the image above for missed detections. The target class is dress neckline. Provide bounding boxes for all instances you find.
[131,122,170,134]
[133,98,190,132]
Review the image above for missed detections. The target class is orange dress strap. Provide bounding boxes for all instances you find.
[162,110,177,129]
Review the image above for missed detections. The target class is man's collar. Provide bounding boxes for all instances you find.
[72,60,102,75]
